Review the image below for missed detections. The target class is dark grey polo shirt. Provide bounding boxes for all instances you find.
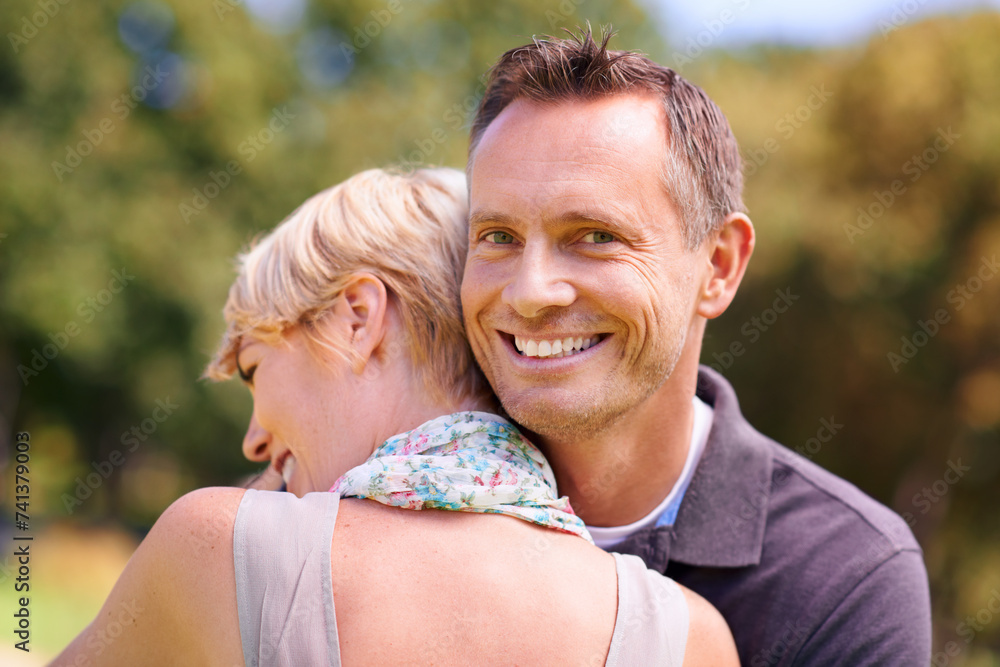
[612,367,931,665]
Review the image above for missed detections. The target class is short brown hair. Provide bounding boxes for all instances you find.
[469,28,744,248]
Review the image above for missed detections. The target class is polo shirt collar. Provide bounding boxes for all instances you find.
[613,366,772,570]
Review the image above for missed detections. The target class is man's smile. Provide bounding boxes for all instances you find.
[495,330,611,365]
[511,334,604,358]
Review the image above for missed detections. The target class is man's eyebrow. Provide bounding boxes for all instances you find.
[469,209,633,233]
[468,210,518,228]
[551,209,637,237]
[553,209,622,225]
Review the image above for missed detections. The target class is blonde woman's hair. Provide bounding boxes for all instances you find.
[205,167,489,406]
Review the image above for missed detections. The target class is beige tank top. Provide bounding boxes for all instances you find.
[234,489,688,666]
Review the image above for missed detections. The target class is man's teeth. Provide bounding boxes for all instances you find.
[281,456,296,485]
[514,335,600,358]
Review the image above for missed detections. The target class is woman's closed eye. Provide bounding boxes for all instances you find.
[236,359,257,386]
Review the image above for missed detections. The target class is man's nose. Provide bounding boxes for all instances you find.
[242,413,272,463]
[501,242,577,319]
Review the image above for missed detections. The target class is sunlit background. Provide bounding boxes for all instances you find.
[1,0,999,662]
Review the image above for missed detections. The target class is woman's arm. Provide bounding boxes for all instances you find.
[681,586,740,667]
[53,487,246,667]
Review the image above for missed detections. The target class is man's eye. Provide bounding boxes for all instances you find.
[484,231,515,244]
[583,231,616,244]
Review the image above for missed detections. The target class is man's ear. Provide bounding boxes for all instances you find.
[697,212,755,320]
[330,273,389,372]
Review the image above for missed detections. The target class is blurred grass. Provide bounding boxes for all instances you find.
[0,522,138,660]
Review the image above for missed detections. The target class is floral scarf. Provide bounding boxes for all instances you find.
[330,411,593,543]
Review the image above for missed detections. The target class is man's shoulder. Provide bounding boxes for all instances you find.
[753,442,931,664]
[692,366,919,567]
[668,432,932,665]
[677,369,930,664]
[766,439,920,558]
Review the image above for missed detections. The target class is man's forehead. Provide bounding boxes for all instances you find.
[470,170,638,219]
[475,94,665,153]
[469,95,668,218]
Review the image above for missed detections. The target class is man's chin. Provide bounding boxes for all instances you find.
[500,392,621,441]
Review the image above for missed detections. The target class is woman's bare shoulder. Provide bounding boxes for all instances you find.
[54,487,246,666]
[156,486,246,548]
[678,584,740,667]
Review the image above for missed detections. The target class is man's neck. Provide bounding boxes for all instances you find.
[536,360,700,527]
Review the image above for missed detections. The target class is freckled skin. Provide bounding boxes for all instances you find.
[462,95,706,439]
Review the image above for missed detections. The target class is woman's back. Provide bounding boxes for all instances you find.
[332,498,619,665]
[59,485,729,666]
[234,490,699,666]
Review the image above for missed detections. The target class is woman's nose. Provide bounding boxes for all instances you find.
[242,413,272,462]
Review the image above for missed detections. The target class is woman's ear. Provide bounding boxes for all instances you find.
[330,273,389,372]
[697,212,755,320]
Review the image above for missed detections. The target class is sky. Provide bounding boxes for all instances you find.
[645,0,1000,48]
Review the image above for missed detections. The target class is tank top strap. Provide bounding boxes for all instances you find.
[234,489,342,667]
[605,551,689,666]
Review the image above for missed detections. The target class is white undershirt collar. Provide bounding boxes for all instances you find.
[586,395,713,550]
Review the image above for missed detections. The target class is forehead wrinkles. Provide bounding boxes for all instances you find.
[483,159,649,224]
[471,99,673,236]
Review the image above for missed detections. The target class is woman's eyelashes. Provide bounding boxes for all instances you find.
[236,358,257,385]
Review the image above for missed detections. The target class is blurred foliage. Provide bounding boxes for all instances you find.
[0,0,997,660]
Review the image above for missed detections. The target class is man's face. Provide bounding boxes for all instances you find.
[462,95,707,439]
